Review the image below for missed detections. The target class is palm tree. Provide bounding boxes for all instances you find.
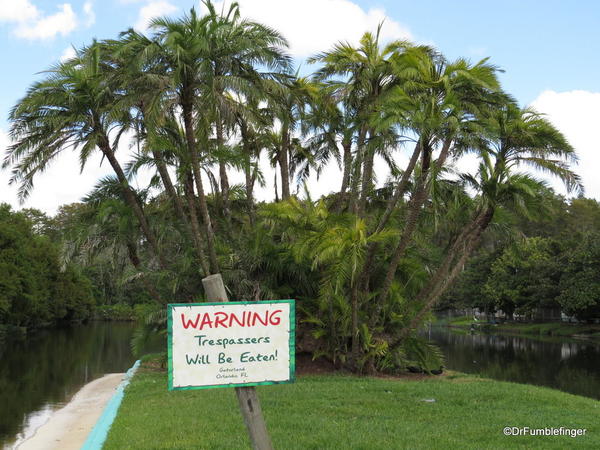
[64,176,164,303]
[3,43,169,270]
[234,100,270,224]
[300,82,355,207]
[123,3,290,273]
[126,113,212,276]
[198,1,291,213]
[309,28,407,216]
[98,35,213,276]
[128,9,219,273]
[395,103,582,340]
[263,76,315,200]
[371,48,503,318]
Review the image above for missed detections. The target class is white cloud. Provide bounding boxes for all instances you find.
[12,3,77,40]
[60,45,76,62]
[135,1,177,31]
[0,2,93,40]
[0,0,39,23]
[0,127,159,215]
[0,127,110,214]
[83,1,95,27]
[205,0,412,57]
[531,90,600,200]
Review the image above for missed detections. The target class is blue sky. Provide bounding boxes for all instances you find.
[1,0,599,212]
[377,0,600,104]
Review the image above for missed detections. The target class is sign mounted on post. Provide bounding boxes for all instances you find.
[168,300,295,390]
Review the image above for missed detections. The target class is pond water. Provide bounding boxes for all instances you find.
[0,322,135,449]
[427,326,600,400]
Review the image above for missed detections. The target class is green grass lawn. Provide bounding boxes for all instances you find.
[498,322,600,337]
[104,363,599,449]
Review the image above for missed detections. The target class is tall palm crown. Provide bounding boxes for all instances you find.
[134,3,292,125]
[379,45,502,153]
[309,29,405,122]
[3,42,171,269]
[309,30,415,213]
[4,44,130,199]
[115,2,292,185]
[470,103,583,209]
[265,76,319,193]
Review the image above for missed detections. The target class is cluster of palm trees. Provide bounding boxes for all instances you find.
[3,2,581,372]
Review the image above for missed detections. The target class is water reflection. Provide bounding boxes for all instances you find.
[428,327,600,400]
[0,322,135,448]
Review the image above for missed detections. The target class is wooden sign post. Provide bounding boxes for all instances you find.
[167,274,295,450]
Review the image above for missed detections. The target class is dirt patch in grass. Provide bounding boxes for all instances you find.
[295,352,337,375]
[140,354,167,372]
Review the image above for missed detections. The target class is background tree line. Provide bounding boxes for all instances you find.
[442,195,600,321]
[1,1,589,372]
[0,204,94,333]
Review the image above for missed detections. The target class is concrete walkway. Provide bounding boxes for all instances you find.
[17,373,124,450]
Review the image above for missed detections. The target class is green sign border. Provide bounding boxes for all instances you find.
[167,299,295,391]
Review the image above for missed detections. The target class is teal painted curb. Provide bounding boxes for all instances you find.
[81,360,141,450]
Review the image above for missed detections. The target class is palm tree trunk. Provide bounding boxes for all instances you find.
[219,161,230,203]
[371,182,427,318]
[370,145,432,325]
[350,280,360,369]
[348,126,367,214]
[97,136,168,270]
[327,294,337,363]
[413,208,487,305]
[333,138,353,213]
[152,150,186,221]
[340,138,352,195]
[141,104,187,229]
[370,138,454,325]
[357,130,376,216]
[216,120,231,218]
[244,161,256,225]
[183,171,211,276]
[181,94,219,274]
[152,149,210,274]
[279,122,291,200]
[374,141,421,234]
[395,207,494,343]
[206,169,220,197]
[353,142,423,298]
[240,123,256,224]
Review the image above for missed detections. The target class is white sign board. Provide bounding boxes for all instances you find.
[168,300,295,390]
